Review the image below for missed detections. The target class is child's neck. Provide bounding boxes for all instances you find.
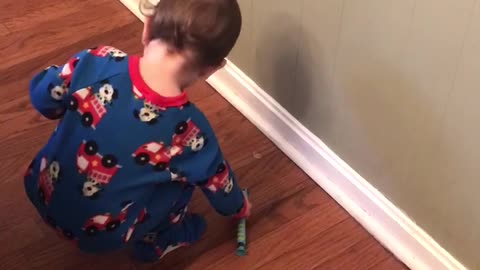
[139,41,186,97]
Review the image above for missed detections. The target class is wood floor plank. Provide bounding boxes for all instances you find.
[0,206,45,258]
[24,235,86,270]
[255,219,370,270]
[369,256,409,270]
[0,0,54,22]
[3,2,66,33]
[0,24,9,36]
[0,1,135,71]
[3,0,108,33]
[313,236,394,270]
[0,22,143,99]
[2,250,30,270]
[0,97,47,143]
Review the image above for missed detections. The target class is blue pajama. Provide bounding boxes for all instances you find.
[23,46,247,260]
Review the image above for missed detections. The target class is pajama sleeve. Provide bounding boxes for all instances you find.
[170,121,248,219]
[29,50,89,119]
[198,158,248,219]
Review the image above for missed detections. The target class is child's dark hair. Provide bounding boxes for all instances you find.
[140,0,242,69]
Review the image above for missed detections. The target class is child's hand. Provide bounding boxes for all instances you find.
[244,196,252,218]
[240,190,252,218]
[234,191,252,219]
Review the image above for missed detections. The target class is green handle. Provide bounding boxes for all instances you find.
[235,189,248,256]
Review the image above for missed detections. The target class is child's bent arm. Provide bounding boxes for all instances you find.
[29,50,88,119]
[198,160,249,218]
[169,121,250,218]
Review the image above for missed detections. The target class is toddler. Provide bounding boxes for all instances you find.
[23,0,250,262]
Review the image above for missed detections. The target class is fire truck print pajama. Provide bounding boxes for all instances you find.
[23,46,249,262]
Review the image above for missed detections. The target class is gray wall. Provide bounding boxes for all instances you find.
[229,0,480,268]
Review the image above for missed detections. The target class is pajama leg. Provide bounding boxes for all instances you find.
[132,213,206,262]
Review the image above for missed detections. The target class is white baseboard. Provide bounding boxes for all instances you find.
[119,1,467,269]
[119,0,143,20]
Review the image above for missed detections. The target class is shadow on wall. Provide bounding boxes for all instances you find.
[253,13,314,121]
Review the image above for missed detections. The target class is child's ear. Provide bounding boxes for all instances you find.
[219,59,227,69]
[200,59,227,80]
[142,17,152,46]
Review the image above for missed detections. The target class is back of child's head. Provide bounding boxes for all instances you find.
[140,0,242,69]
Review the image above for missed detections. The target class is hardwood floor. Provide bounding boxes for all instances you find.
[0,1,408,269]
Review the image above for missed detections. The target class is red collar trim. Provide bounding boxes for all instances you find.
[128,56,189,107]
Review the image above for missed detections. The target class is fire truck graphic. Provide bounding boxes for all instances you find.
[132,142,182,171]
[123,208,149,243]
[88,46,127,61]
[83,201,134,236]
[76,140,121,197]
[59,57,79,87]
[37,157,60,205]
[68,85,116,129]
[172,119,206,152]
[204,162,233,193]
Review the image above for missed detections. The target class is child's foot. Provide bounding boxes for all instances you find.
[132,214,206,262]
